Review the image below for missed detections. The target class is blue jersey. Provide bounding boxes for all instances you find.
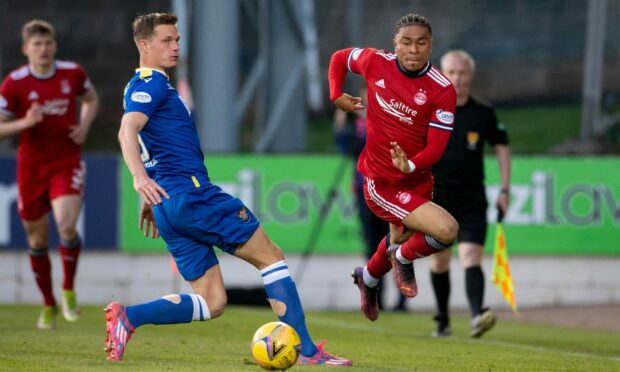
[123,68,209,196]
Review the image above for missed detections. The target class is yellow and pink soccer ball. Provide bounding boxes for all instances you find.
[251,321,301,370]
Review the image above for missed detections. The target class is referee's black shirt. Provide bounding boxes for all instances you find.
[432,96,509,188]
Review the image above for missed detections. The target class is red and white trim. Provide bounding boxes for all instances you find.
[366,178,408,220]
[427,67,451,87]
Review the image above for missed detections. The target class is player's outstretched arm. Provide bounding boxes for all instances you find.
[328,49,364,113]
[69,87,99,145]
[334,93,365,113]
[0,103,42,139]
[118,112,169,205]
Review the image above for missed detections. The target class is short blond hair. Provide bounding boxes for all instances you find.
[440,50,476,73]
[21,19,55,43]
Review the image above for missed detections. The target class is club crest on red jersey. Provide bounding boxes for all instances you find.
[61,79,71,94]
[414,90,427,106]
[397,191,412,204]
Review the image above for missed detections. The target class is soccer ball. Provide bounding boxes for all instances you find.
[251,321,301,370]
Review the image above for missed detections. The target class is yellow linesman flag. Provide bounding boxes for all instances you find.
[491,223,518,314]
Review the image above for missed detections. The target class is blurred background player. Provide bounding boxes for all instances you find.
[105,12,351,366]
[0,19,99,329]
[333,86,406,311]
[430,50,511,338]
[328,13,458,321]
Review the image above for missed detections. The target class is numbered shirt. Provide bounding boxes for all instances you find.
[344,48,456,185]
[123,68,209,196]
[0,61,91,164]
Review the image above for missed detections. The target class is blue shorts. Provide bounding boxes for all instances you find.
[153,183,260,281]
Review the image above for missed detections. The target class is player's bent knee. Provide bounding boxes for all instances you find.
[56,223,77,241]
[437,220,459,245]
[208,300,226,319]
[27,236,47,250]
[198,292,227,319]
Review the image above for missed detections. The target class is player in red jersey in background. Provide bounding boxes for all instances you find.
[0,20,99,329]
[328,13,458,321]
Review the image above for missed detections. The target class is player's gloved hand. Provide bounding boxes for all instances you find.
[23,102,43,128]
[334,93,365,112]
[390,141,415,174]
[139,201,160,238]
[133,173,169,205]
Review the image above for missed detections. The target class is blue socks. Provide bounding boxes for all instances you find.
[261,261,318,357]
[126,293,210,328]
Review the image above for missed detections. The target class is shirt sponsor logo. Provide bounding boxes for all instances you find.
[375,79,385,88]
[435,109,454,124]
[375,92,417,125]
[0,95,7,108]
[131,91,152,103]
[42,99,70,116]
[414,91,427,105]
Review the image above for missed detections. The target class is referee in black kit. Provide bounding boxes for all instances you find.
[430,50,512,338]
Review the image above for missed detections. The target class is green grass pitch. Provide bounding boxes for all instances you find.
[1,304,618,371]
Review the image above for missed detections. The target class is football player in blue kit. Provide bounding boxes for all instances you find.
[104,12,351,367]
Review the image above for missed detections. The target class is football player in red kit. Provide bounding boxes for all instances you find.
[0,20,99,329]
[328,13,458,321]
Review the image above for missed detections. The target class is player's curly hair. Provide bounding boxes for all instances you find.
[22,19,55,43]
[394,13,432,35]
[132,12,178,41]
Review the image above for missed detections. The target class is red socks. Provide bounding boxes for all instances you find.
[367,233,452,279]
[59,236,81,290]
[367,236,392,279]
[400,232,451,260]
[29,248,55,306]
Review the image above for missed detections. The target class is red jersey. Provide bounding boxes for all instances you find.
[329,48,456,186]
[0,61,91,164]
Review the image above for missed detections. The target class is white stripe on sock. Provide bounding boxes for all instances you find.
[262,268,291,285]
[188,293,200,321]
[362,266,379,288]
[260,260,287,276]
[396,246,413,264]
[190,294,211,321]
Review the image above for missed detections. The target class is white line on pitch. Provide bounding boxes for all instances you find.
[306,316,620,363]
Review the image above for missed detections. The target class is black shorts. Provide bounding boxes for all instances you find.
[433,185,488,245]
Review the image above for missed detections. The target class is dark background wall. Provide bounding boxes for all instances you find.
[1,0,619,151]
[0,0,170,149]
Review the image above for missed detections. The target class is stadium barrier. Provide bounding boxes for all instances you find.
[1,154,619,255]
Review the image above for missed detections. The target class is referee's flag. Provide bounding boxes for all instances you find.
[491,209,518,314]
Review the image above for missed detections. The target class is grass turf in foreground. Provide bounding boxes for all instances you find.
[0,304,618,371]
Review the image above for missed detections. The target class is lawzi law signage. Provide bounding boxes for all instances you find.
[120,155,620,255]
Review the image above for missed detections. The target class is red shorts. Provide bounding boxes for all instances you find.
[17,158,86,221]
[363,176,433,226]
